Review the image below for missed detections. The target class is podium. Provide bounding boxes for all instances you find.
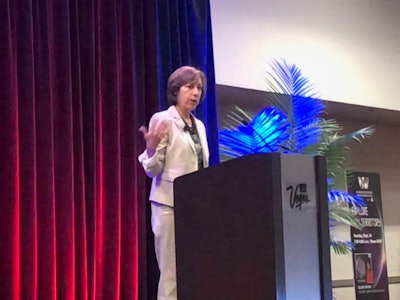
[174,153,332,300]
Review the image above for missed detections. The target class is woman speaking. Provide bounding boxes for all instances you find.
[139,66,209,300]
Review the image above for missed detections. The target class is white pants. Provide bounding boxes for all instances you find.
[151,202,177,300]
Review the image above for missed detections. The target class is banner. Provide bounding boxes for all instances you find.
[348,172,389,300]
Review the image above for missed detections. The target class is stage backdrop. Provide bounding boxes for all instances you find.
[0,0,218,299]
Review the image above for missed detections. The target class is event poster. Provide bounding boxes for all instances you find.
[348,172,389,300]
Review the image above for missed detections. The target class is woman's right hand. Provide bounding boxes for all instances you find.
[139,120,169,158]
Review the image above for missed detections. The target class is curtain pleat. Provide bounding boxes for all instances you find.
[0,0,219,299]
[0,0,159,299]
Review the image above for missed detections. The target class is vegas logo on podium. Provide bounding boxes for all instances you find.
[286,183,310,210]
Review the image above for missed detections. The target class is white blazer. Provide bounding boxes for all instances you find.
[138,106,210,207]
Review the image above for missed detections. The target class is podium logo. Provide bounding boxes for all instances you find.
[286,183,310,210]
[358,176,369,190]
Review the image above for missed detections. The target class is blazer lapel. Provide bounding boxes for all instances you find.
[168,106,196,153]
[195,118,209,168]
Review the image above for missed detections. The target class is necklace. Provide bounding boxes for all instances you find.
[183,117,192,127]
[177,109,192,127]
[181,115,197,134]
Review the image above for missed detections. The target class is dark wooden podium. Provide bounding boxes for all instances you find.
[174,153,332,300]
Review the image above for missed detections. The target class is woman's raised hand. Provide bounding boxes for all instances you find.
[139,120,169,158]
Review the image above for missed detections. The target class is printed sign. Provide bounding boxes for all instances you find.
[348,172,389,300]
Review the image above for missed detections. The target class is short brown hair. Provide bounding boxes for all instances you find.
[167,66,207,105]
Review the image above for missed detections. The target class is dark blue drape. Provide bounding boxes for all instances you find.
[156,0,220,166]
[144,1,220,298]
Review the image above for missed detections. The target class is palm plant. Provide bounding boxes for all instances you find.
[219,59,374,254]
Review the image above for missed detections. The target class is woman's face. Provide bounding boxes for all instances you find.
[176,77,203,112]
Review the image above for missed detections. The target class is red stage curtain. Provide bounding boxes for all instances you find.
[0,0,158,299]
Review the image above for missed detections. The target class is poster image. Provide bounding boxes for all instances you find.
[355,253,374,284]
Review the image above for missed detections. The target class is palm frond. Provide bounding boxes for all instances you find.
[303,119,342,155]
[330,126,375,146]
[329,190,364,207]
[265,59,320,97]
[306,120,374,189]
[264,59,325,152]
[221,105,253,130]
[219,107,289,158]
[329,202,362,230]
[330,238,354,255]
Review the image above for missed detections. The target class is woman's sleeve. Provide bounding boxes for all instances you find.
[138,113,170,178]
